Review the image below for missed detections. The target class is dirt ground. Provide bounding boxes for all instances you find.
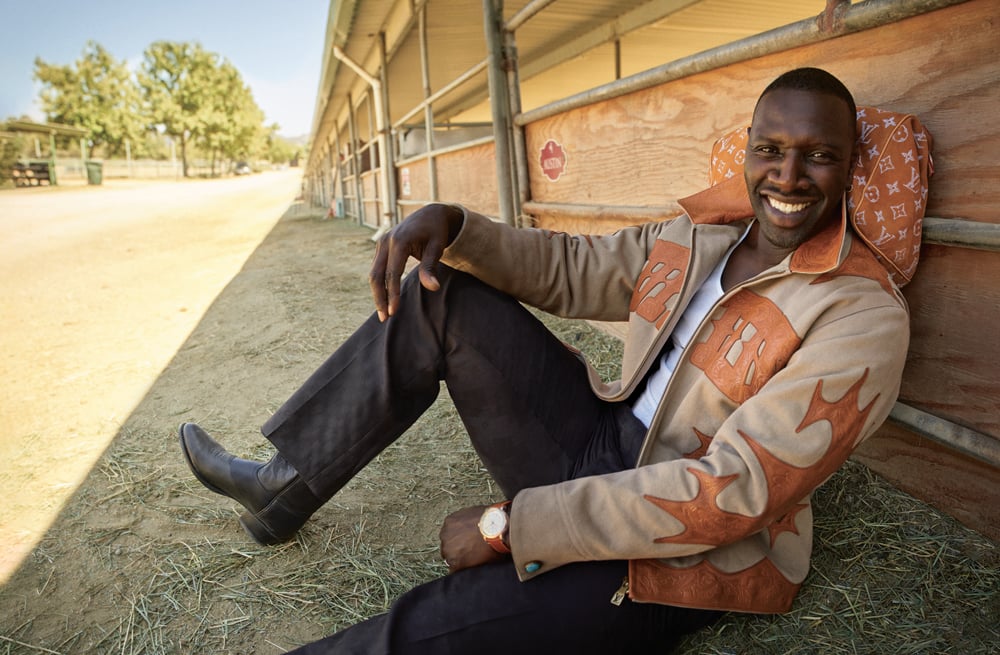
[0,173,496,653]
[0,175,996,654]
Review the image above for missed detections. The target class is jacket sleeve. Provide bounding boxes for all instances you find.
[507,292,909,579]
[441,205,679,322]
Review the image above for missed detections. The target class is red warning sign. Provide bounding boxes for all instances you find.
[540,139,567,182]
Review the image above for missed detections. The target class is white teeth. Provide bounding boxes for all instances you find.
[767,197,811,214]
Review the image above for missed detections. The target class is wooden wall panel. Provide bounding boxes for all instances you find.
[398,161,432,203]
[525,0,1000,225]
[361,172,378,200]
[855,422,1000,542]
[435,142,499,218]
[900,244,1000,437]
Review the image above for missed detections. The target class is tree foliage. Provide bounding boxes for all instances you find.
[137,41,268,176]
[0,133,27,186]
[28,39,285,176]
[33,42,141,157]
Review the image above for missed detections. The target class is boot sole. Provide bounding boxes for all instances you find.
[239,511,288,546]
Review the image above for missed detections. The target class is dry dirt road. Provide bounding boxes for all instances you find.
[0,170,303,582]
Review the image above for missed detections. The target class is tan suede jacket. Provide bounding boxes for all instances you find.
[441,191,908,614]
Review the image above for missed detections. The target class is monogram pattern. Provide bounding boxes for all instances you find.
[708,107,934,286]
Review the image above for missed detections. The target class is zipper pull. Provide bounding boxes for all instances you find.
[610,576,629,606]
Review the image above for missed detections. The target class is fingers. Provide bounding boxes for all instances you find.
[369,232,412,321]
[369,240,390,321]
[369,205,456,320]
[417,242,444,292]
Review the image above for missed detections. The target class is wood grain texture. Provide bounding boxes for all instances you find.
[854,421,1000,542]
[900,243,1000,437]
[435,142,499,217]
[524,0,1000,224]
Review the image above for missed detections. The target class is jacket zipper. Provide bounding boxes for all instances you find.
[610,576,630,606]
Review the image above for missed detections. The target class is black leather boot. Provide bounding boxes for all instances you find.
[178,422,322,545]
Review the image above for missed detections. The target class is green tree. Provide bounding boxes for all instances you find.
[138,41,218,177]
[196,60,265,174]
[33,42,142,157]
[139,41,267,177]
[0,131,27,187]
[264,124,298,165]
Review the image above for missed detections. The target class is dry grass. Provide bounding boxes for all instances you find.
[1,215,996,654]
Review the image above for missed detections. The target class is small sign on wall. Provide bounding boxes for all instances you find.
[540,139,567,182]
[401,167,411,196]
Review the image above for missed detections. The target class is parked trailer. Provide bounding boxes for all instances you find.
[304,0,999,541]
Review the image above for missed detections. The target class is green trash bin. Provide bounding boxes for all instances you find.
[85,160,103,185]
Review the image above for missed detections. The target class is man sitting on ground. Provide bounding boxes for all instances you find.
[179,67,913,654]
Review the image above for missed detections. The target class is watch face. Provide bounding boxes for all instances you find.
[479,507,507,538]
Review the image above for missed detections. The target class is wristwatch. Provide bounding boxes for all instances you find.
[478,500,512,554]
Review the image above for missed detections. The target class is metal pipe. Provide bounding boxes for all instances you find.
[484,0,516,225]
[378,31,399,225]
[332,45,393,228]
[335,129,346,216]
[365,91,381,219]
[395,135,496,168]
[346,92,365,225]
[393,59,489,129]
[522,200,684,223]
[517,0,970,126]
[889,402,1000,468]
[419,5,438,201]
[397,121,494,130]
[505,0,558,31]
[504,28,527,223]
[921,217,1000,252]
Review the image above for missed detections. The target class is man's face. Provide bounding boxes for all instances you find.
[744,88,855,251]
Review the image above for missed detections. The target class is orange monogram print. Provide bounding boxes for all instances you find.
[690,291,800,403]
[629,240,690,328]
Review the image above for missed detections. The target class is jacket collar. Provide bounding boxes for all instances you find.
[677,176,848,275]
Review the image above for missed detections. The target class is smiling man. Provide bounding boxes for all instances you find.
[179,68,913,654]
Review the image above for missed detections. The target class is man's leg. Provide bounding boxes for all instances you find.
[285,559,721,655]
[182,266,630,542]
[263,265,624,499]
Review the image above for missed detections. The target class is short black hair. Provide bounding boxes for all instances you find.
[754,67,857,139]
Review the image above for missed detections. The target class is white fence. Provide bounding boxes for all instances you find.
[55,159,244,181]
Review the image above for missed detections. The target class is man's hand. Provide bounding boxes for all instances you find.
[369,203,464,321]
[439,505,508,574]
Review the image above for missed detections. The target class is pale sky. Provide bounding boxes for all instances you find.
[0,0,330,138]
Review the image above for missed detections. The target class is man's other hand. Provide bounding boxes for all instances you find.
[439,505,508,574]
[370,203,464,321]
